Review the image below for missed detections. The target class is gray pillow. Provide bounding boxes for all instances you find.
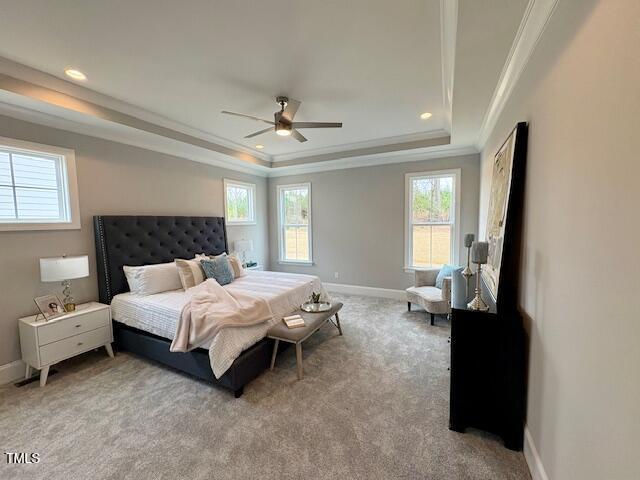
[200,256,234,286]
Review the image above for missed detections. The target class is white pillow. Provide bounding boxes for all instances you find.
[227,254,246,278]
[123,262,183,295]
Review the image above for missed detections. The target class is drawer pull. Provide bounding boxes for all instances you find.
[77,342,83,346]
[75,324,82,328]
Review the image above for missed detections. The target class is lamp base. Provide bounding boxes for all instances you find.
[462,245,473,280]
[61,279,75,312]
[461,265,473,279]
[467,262,489,312]
[467,294,489,312]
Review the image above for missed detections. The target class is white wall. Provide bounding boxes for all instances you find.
[269,154,480,290]
[478,1,640,478]
[0,114,268,366]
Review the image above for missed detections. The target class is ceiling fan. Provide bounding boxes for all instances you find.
[221,96,342,143]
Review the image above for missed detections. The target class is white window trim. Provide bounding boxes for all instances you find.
[223,178,257,226]
[277,182,313,266]
[404,168,461,271]
[0,136,80,232]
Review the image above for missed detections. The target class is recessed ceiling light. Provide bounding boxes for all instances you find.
[420,112,432,120]
[64,68,87,81]
[255,144,264,149]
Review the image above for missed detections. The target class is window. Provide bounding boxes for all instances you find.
[224,179,256,225]
[278,183,312,264]
[405,170,460,269]
[0,137,79,231]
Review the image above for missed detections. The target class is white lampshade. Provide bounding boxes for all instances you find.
[40,255,89,282]
[234,240,253,252]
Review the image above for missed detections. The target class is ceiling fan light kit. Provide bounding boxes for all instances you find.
[221,96,342,143]
[276,124,292,136]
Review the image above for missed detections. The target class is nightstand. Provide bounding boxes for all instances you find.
[245,265,263,271]
[19,302,114,386]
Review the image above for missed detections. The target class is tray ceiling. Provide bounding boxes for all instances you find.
[0,0,529,173]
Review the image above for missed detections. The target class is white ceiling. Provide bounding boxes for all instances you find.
[0,0,446,156]
[0,0,529,171]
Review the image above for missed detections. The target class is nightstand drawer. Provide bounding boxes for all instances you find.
[39,326,111,365]
[38,308,110,345]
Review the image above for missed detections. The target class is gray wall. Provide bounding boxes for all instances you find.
[268,154,480,290]
[478,1,639,478]
[0,114,268,366]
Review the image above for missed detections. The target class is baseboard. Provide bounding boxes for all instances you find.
[324,282,406,300]
[524,425,549,480]
[0,359,25,385]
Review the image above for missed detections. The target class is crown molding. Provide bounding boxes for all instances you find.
[0,96,476,178]
[475,0,559,149]
[268,144,478,177]
[0,57,271,162]
[271,129,450,163]
[274,133,451,167]
[440,0,458,131]
[0,58,479,178]
[0,73,273,170]
[0,98,271,176]
[0,98,477,178]
[0,57,461,168]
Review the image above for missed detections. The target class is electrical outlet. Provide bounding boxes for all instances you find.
[334,271,339,279]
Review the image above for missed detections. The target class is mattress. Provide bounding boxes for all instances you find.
[111,270,328,377]
[111,289,186,342]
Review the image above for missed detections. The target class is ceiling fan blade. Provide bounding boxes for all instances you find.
[281,99,301,122]
[221,111,274,125]
[291,129,308,143]
[244,126,274,138]
[292,122,342,129]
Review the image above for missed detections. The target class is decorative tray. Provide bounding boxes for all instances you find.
[301,301,332,313]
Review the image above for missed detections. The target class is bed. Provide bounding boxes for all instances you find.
[94,215,323,397]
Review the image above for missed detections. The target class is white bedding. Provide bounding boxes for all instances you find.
[111,270,328,377]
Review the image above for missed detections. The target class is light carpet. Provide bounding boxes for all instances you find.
[0,294,530,480]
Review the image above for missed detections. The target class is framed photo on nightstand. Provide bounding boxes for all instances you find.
[34,294,66,321]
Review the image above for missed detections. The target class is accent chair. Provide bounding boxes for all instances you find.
[406,268,452,325]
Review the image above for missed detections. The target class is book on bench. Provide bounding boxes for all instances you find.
[283,314,306,329]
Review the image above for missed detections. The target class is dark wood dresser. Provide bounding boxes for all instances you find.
[449,304,526,450]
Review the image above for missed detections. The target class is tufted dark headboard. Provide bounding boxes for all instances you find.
[93,216,228,304]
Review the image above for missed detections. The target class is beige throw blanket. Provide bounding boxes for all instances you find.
[170,279,273,353]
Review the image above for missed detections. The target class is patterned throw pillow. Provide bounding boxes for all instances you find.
[200,256,234,286]
[194,252,245,278]
[175,259,205,289]
[194,252,225,261]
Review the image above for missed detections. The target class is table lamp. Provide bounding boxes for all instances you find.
[467,241,489,312]
[40,255,89,311]
[462,233,475,279]
[234,240,254,267]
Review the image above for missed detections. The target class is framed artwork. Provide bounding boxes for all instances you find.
[34,294,67,321]
[483,123,524,303]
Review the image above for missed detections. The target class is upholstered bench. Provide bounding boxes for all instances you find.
[268,302,343,380]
